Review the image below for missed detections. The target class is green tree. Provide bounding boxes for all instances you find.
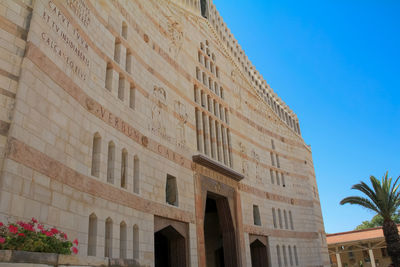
[355,214,400,230]
[340,172,400,265]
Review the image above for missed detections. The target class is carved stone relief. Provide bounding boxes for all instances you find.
[174,100,188,148]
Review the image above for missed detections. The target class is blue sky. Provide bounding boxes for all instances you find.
[213,0,400,233]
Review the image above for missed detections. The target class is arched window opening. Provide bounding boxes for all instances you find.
[277,245,282,267]
[276,171,280,185]
[129,85,135,109]
[283,245,288,267]
[121,149,128,188]
[118,75,125,101]
[122,22,127,39]
[114,38,121,63]
[166,174,178,206]
[105,218,113,258]
[278,209,283,229]
[133,156,139,194]
[126,49,132,74]
[270,169,275,184]
[107,141,115,184]
[284,210,288,229]
[133,224,139,260]
[272,208,277,228]
[253,205,261,226]
[87,213,97,256]
[288,245,293,266]
[294,246,299,266]
[91,133,101,177]
[289,211,294,230]
[120,221,127,259]
[105,64,113,91]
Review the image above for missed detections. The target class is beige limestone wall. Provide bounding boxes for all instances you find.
[0,0,329,266]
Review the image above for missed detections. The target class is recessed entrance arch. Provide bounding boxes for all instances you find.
[249,235,271,267]
[154,216,188,267]
[204,193,238,267]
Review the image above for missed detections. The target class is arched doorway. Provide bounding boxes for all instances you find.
[154,225,186,267]
[204,193,238,267]
[250,239,269,267]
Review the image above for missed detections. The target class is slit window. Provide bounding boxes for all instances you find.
[166,174,178,206]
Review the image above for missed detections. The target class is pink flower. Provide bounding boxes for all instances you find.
[71,247,78,254]
[62,233,68,239]
[50,228,59,234]
[0,237,5,244]
[31,218,37,224]
[8,225,18,234]
[73,238,78,246]
[44,231,53,237]
[22,224,34,232]
[37,224,44,230]
[18,233,25,237]
[0,222,3,227]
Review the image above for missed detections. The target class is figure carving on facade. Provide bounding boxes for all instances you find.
[252,149,262,183]
[174,100,188,148]
[239,142,249,176]
[151,86,167,138]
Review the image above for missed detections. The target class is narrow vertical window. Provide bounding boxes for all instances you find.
[277,245,282,267]
[202,72,207,86]
[120,221,127,259]
[253,205,261,226]
[129,85,135,109]
[282,173,286,187]
[289,211,294,230]
[133,224,139,260]
[276,171,280,185]
[166,174,178,206]
[284,210,288,229]
[105,64,113,91]
[133,156,139,194]
[220,87,224,99]
[88,213,97,256]
[278,209,283,229]
[270,169,275,184]
[272,208,277,228]
[105,217,113,258]
[216,66,219,78]
[288,246,293,266]
[271,139,275,150]
[270,152,275,166]
[114,38,121,63]
[294,246,299,266]
[126,49,132,73]
[122,22,127,39]
[121,149,128,188]
[91,133,101,178]
[118,75,125,101]
[283,245,288,267]
[214,82,219,95]
[196,67,201,81]
[276,154,280,168]
[107,141,115,184]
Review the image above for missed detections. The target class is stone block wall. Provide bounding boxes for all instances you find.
[0,0,329,266]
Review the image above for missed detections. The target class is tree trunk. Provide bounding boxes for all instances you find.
[383,219,400,266]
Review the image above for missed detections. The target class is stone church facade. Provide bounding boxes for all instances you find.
[0,0,329,266]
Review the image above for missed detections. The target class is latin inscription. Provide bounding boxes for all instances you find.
[40,1,90,80]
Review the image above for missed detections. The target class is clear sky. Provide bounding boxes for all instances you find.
[213,0,400,233]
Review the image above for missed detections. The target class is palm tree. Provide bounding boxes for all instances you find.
[340,172,400,266]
